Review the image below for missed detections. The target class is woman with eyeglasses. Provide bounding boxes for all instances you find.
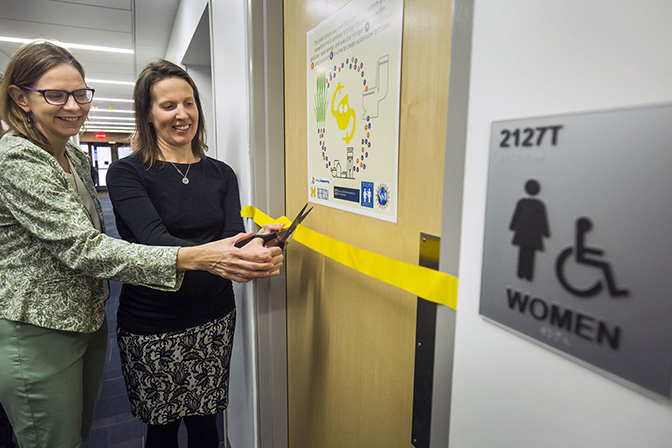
[0,41,283,447]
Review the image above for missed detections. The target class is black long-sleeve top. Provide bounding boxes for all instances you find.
[106,155,245,334]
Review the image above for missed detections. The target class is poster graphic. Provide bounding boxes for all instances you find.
[307,0,403,222]
[479,104,672,398]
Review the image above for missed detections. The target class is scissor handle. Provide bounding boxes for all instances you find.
[234,235,255,248]
[234,232,278,248]
[234,230,289,248]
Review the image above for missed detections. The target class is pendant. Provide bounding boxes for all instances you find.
[182,178,189,185]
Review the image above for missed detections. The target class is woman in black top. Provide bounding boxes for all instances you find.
[107,60,283,447]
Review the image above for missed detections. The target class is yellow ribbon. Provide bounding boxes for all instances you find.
[241,206,458,309]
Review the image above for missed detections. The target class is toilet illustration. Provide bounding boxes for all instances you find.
[331,147,356,179]
[362,54,389,119]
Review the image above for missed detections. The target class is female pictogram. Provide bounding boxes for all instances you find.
[555,217,629,298]
[509,179,550,281]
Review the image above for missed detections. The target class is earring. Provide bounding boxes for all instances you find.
[26,113,33,128]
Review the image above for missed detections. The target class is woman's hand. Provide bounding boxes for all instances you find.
[260,223,285,234]
[258,223,287,247]
[205,233,284,282]
[177,232,284,281]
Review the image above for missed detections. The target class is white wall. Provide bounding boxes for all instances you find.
[165,1,260,446]
[164,0,208,65]
[165,1,287,446]
[209,0,253,204]
[449,1,672,447]
[187,65,215,158]
[209,2,263,447]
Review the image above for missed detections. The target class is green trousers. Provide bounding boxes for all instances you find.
[0,317,108,448]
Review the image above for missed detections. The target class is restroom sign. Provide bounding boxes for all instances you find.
[479,104,672,398]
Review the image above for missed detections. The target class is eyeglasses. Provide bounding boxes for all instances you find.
[20,86,95,106]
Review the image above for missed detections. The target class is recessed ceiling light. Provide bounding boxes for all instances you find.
[0,36,134,54]
[85,116,135,121]
[93,97,134,103]
[83,128,135,133]
[86,78,135,86]
[90,108,134,114]
[85,121,137,126]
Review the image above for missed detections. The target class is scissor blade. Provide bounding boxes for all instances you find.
[282,203,309,235]
[294,206,313,227]
[277,204,312,244]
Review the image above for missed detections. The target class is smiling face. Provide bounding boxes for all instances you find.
[148,77,199,153]
[14,63,90,149]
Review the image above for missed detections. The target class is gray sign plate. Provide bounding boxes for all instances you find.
[480,103,672,398]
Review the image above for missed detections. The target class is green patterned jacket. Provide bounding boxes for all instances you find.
[0,133,184,333]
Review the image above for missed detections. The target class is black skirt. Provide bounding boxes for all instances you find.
[116,310,236,424]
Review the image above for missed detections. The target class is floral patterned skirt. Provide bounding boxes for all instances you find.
[116,310,236,425]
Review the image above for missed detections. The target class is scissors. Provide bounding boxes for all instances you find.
[235,203,313,250]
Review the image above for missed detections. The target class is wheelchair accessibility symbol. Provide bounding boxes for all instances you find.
[555,217,629,298]
[510,179,629,299]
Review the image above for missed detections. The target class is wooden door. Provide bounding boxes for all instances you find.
[284,1,453,446]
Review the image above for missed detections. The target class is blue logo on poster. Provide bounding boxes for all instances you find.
[334,186,360,203]
[361,182,374,208]
[376,184,389,209]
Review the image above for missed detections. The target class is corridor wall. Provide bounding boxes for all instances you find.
[165,1,288,446]
[449,1,672,447]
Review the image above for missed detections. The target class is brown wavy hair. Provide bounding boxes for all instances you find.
[132,60,207,167]
[0,41,86,151]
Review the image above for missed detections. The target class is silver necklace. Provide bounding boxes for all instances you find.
[169,161,191,184]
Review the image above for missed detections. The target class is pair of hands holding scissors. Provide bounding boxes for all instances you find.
[229,222,287,282]
[199,204,313,282]
[176,223,285,282]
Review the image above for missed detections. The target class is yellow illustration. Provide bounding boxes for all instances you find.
[331,82,356,144]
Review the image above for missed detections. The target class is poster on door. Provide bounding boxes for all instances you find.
[306,0,403,222]
[479,104,672,398]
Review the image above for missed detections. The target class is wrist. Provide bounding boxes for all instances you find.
[176,245,217,271]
